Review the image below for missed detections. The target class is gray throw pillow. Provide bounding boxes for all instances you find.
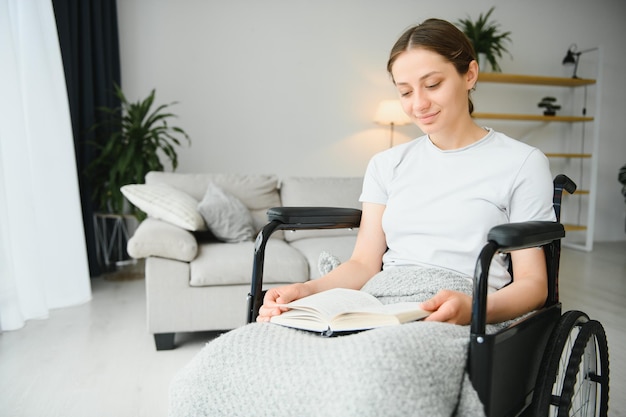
[197,182,255,243]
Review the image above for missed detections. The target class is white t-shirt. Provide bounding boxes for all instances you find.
[359,129,556,290]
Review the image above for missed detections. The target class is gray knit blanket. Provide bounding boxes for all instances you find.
[169,267,508,417]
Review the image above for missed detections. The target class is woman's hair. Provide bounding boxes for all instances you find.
[387,18,477,114]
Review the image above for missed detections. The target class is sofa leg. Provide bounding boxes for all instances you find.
[154,333,176,350]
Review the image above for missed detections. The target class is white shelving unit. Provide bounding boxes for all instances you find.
[474,72,600,251]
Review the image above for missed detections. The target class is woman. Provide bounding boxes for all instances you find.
[258,18,554,326]
[170,18,555,417]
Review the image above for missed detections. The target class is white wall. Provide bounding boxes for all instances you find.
[117,0,626,242]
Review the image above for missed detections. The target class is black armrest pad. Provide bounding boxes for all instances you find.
[267,207,362,229]
[488,221,565,251]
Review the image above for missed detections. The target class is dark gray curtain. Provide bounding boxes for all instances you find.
[52,0,121,277]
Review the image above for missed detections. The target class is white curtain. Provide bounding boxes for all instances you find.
[0,0,92,331]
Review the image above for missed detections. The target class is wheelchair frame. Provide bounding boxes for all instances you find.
[246,175,609,416]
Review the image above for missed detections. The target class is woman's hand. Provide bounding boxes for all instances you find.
[420,290,472,325]
[421,248,548,326]
[256,283,312,322]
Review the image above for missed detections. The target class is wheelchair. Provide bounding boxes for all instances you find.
[246,175,610,417]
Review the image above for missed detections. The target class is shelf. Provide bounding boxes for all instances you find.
[545,153,592,159]
[563,224,587,232]
[478,73,596,87]
[472,113,594,122]
[475,71,599,251]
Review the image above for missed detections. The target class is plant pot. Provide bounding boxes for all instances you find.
[478,53,489,72]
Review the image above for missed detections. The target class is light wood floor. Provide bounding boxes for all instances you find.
[0,242,624,417]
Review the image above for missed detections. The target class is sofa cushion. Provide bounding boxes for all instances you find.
[289,235,358,279]
[145,172,281,232]
[121,183,207,231]
[279,177,363,242]
[127,218,198,262]
[197,182,255,243]
[189,239,308,287]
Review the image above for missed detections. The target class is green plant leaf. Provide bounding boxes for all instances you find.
[456,6,512,72]
[84,85,191,216]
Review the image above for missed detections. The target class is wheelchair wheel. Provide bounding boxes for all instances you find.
[531,311,609,417]
[557,319,609,416]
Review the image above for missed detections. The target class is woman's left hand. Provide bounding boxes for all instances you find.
[420,290,472,325]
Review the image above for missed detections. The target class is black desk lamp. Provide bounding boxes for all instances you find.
[562,44,598,79]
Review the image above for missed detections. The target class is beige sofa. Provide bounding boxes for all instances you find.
[124,172,363,349]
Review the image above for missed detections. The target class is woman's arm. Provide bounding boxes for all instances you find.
[257,202,388,322]
[304,202,388,293]
[485,247,548,323]
[421,247,548,325]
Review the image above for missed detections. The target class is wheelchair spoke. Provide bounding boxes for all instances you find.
[570,337,602,416]
[568,338,600,416]
[547,324,581,415]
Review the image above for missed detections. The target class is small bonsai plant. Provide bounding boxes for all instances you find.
[538,96,562,116]
[85,84,190,216]
[457,7,512,72]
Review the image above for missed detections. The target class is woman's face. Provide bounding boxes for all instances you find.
[391,48,476,137]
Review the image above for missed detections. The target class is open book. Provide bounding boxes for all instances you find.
[270,288,430,336]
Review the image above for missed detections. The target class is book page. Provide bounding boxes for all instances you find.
[331,302,429,331]
[271,288,430,333]
[277,288,383,322]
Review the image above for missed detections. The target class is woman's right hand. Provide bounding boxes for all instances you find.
[256,283,312,322]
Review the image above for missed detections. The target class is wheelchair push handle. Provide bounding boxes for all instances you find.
[553,174,577,222]
[554,174,577,195]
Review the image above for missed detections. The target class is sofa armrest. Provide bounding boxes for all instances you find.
[127,218,198,262]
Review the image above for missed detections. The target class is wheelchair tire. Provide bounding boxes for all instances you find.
[557,319,609,417]
[530,310,609,417]
[531,310,588,415]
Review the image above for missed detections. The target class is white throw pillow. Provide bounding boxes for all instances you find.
[121,184,207,231]
[127,218,198,262]
[197,182,255,243]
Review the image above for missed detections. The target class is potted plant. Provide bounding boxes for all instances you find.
[537,96,562,116]
[85,84,190,217]
[457,7,512,72]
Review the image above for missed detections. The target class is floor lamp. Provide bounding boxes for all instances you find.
[373,100,411,147]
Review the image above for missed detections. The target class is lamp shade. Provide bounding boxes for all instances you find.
[373,100,411,125]
[562,48,577,65]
